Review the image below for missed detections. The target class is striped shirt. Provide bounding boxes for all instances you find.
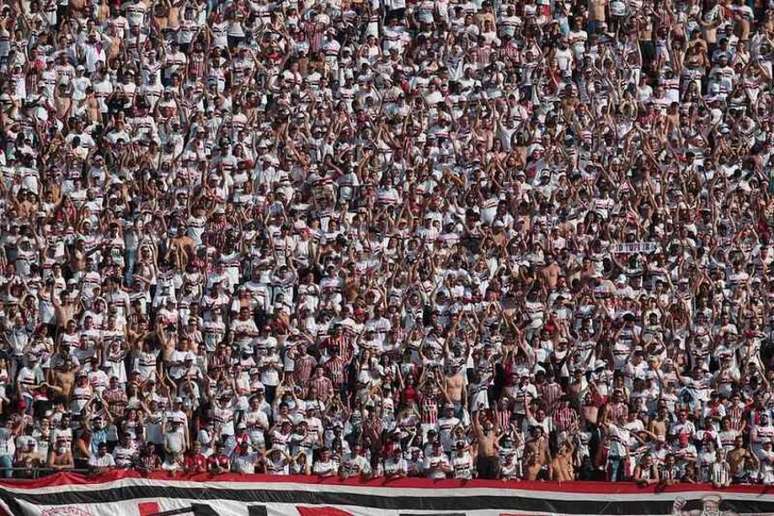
[727,404,746,432]
[294,356,317,385]
[308,376,333,402]
[711,461,731,486]
[718,430,739,451]
[420,395,439,426]
[607,402,629,422]
[554,404,579,433]
[539,382,563,412]
[661,464,680,482]
[473,44,493,67]
[496,408,512,430]
[324,356,347,386]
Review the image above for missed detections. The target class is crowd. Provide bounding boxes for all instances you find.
[0,0,771,486]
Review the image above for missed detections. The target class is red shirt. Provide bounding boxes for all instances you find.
[185,453,208,473]
[402,385,417,405]
[207,453,230,472]
[234,432,250,448]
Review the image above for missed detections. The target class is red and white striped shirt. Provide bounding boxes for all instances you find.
[554,404,579,433]
[325,356,347,387]
[727,404,746,432]
[420,395,439,426]
[539,382,563,412]
[308,375,333,402]
[294,355,316,385]
[607,402,629,422]
[496,408,512,430]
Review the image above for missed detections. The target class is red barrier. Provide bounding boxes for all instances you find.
[0,469,770,494]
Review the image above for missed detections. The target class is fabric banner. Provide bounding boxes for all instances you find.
[0,472,772,516]
[610,242,659,254]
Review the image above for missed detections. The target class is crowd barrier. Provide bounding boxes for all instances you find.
[0,471,772,515]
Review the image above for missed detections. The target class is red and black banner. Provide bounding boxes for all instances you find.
[0,472,771,516]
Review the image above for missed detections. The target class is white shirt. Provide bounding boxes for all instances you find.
[89,452,116,467]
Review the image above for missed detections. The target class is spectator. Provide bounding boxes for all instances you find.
[312,447,339,478]
[48,435,74,471]
[111,433,135,468]
[88,442,115,473]
[231,441,259,474]
[207,442,230,474]
[184,441,209,474]
[424,441,452,480]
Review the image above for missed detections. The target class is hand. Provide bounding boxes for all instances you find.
[672,498,687,512]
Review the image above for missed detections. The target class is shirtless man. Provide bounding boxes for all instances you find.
[524,450,545,480]
[167,226,196,270]
[157,324,178,363]
[47,356,77,401]
[105,24,122,63]
[551,440,575,481]
[444,368,467,413]
[85,88,101,123]
[648,405,670,440]
[541,255,561,290]
[525,425,552,472]
[727,435,755,477]
[54,83,73,121]
[637,14,655,67]
[588,0,607,32]
[48,436,74,470]
[731,0,751,42]
[51,283,79,328]
[473,411,500,479]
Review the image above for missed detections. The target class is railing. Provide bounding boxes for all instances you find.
[0,466,92,480]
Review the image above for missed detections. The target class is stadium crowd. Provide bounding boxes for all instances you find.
[0,0,771,486]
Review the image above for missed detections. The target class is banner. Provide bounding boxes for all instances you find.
[611,242,659,254]
[0,472,772,516]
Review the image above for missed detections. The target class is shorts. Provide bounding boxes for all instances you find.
[476,455,500,479]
